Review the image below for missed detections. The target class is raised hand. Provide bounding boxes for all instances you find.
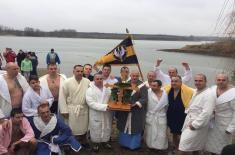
[182,62,190,70]
[93,64,99,72]
[156,58,163,67]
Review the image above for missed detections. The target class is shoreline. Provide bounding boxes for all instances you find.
[0,34,220,42]
[159,48,233,58]
[159,40,235,58]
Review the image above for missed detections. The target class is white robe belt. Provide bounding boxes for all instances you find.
[68,105,83,117]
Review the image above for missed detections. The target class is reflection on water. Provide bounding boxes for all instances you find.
[0,36,234,86]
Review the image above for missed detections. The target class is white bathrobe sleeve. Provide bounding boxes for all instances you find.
[226,99,235,133]
[22,91,37,117]
[59,81,69,114]
[191,91,215,129]
[86,88,108,112]
[44,88,54,107]
[154,66,171,85]
[182,69,192,84]
[0,111,4,119]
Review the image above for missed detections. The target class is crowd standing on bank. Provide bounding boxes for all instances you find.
[0,48,235,155]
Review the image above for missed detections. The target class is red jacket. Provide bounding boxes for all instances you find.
[5,51,16,63]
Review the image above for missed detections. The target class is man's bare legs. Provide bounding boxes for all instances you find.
[172,134,180,155]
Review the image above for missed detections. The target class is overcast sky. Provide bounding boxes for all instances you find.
[0,0,232,36]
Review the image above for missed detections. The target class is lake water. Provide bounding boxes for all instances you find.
[0,36,234,86]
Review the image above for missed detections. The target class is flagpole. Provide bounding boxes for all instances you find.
[126,28,144,81]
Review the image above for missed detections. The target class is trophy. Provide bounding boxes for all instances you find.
[108,82,133,111]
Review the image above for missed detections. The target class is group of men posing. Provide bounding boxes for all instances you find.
[0,58,234,155]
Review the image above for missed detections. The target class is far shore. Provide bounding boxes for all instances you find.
[158,48,232,57]
[0,33,220,42]
[159,40,235,58]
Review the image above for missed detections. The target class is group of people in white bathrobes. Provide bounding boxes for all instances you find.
[1,58,235,155]
[148,71,235,155]
[145,59,235,155]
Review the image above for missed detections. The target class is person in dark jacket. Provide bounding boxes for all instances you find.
[83,64,94,81]
[30,52,38,76]
[46,48,61,65]
[115,70,148,150]
[17,50,26,71]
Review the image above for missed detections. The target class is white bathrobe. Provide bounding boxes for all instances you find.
[145,88,168,150]
[205,86,235,154]
[22,87,54,117]
[154,66,192,86]
[86,82,112,143]
[0,73,29,118]
[179,88,215,151]
[59,77,90,135]
[0,70,6,75]
[39,73,66,114]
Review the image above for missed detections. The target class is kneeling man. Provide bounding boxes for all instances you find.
[0,108,36,155]
[29,103,81,155]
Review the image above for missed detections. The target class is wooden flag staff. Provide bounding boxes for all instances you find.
[126,28,144,81]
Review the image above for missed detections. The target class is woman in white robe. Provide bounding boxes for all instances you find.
[86,81,112,143]
[145,80,168,150]
[205,85,235,155]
